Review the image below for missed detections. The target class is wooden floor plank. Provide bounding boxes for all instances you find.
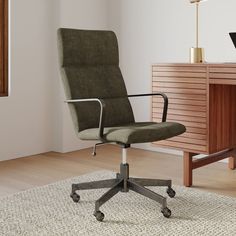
[0,145,235,197]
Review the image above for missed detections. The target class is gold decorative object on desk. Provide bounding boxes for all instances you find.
[189,0,208,63]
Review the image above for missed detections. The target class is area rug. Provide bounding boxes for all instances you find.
[0,171,236,236]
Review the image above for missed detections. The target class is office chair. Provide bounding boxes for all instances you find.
[57,28,186,221]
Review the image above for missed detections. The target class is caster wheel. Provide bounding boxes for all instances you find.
[94,211,105,222]
[70,192,80,203]
[161,207,171,218]
[116,173,121,179]
[92,152,96,156]
[167,187,176,198]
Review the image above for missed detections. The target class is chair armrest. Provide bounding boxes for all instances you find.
[128,93,168,122]
[65,98,106,141]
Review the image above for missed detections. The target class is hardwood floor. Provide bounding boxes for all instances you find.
[0,145,235,198]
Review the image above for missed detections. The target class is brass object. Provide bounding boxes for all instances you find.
[190,47,204,63]
[189,0,208,63]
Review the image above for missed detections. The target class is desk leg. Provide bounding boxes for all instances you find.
[229,157,236,170]
[183,152,194,187]
[229,149,236,170]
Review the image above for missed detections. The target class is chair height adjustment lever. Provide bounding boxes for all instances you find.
[92,142,106,156]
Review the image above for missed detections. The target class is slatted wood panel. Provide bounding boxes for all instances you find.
[152,65,208,153]
[209,66,236,85]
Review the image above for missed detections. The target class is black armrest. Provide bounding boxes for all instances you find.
[65,98,106,141]
[128,93,168,122]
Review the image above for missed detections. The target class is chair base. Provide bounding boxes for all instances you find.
[71,163,175,221]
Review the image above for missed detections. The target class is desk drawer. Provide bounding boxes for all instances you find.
[209,66,236,85]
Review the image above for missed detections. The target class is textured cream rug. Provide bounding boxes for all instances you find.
[0,171,236,236]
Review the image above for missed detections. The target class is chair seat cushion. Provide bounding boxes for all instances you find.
[78,122,186,144]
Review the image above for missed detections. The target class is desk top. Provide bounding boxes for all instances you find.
[153,63,236,67]
[152,63,236,86]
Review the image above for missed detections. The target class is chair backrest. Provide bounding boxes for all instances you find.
[58,28,135,132]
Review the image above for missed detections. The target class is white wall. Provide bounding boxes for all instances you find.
[108,0,236,152]
[0,0,58,161]
[0,0,109,161]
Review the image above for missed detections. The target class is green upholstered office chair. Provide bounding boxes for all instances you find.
[57,28,186,221]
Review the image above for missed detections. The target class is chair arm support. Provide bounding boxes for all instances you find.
[65,98,106,141]
[128,93,168,122]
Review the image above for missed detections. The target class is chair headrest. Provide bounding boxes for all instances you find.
[58,28,119,67]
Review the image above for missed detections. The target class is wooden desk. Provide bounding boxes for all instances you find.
[152,63,236,186]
